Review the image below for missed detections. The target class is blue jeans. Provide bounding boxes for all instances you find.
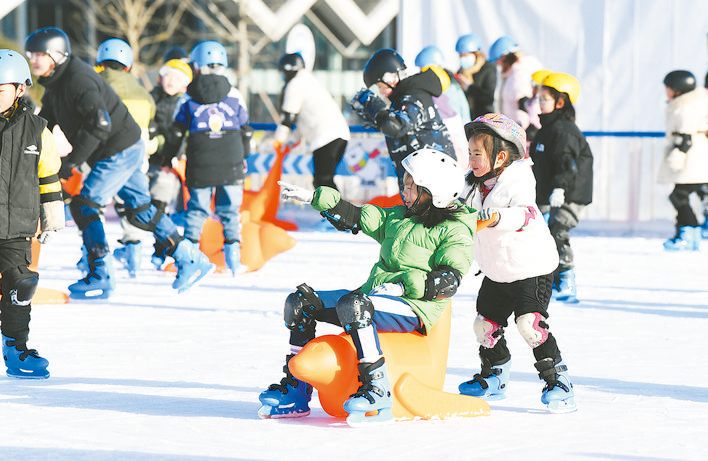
[78,140,179,251]
[184,184,243,243]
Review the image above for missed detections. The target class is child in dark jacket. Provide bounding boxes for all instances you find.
[530,72,593,303]
[0,49,64,379]
[350,48,456,195]
[161,41,251,276]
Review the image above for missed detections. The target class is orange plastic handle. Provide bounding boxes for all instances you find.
[476,212,498,232]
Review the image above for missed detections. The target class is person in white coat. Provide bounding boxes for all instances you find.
[458,113,576,413]
[488,36,542,131]
[275,53,350,190]
[658,70,708,250]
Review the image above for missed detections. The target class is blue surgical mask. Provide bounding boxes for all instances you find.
[460,55,476,69]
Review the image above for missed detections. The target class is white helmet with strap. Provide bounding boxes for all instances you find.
[401,148,464,208]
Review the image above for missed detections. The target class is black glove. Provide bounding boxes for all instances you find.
[518,97,530,112]
[58,160,76,180]
[350,89,388,125]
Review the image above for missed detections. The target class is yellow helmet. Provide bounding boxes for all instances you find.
[542,72,580,103]
[423,64,450,92]
[160,58,193,83]
[532,69,552,86]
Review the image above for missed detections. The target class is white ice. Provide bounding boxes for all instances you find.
[2,206,707,460]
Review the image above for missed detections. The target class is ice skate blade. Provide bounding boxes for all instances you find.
[173,263,216,293]
[7,368,50,379]
[546,397,577,414]
[257,404,310,419]
[68,288,114,300]
[345,408,394,427]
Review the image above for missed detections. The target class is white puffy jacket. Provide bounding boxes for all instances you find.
[275,70,351,150]
[462,158,559,283]
[657,87,708,185]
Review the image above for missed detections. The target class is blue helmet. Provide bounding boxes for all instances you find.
[489,36,518,63]
[455,34,482,54]
[190,41,228,68]
[0,49,32,87]
[96,38,134,68]
[415,46,445,68]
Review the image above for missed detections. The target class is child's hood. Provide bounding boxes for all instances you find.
[389,68,443,102]
[187,74,232,104]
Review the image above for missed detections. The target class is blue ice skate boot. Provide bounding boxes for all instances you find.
[552,269,579,303]
[68,254,116,299]
[701,220,708,239]
[459,357,511,401]
[171,239,215,293]
[223,241,241,276]
[2,334,49,379]
[343,357,394,427]
[258,354,313,419]
[663,226,700,251]
[113,241,142,278]
[76,245,89,276]
[535,357,576,413]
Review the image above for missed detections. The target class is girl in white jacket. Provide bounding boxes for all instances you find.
[458,113,576,413]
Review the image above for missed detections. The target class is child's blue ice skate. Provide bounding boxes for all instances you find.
[535,358,577,413]
[663,226,700,251]
[69,254,116,299]
[258,355,313,419]
[76,245,89,276]
[459,358,511,401]
[701,220,708,239]
[2,334,49,379]
[171,240,215,293]
[552,269,579,303]
[223,241,241,276]
[343,357,394,427]
[113,241,142,278]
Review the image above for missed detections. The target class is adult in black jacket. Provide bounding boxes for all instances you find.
[351,49,455,195]
[25,27,213,299]
[530,73,593,303]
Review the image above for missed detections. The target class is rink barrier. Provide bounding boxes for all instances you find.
[248,123,664,176]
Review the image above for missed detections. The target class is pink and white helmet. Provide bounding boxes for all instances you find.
[464,113,527,159]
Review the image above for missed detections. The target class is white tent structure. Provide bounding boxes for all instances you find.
[399,0,708,225]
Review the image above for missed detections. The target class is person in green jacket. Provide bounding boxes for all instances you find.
[259,148,476,426]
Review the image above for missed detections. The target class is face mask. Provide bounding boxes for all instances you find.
[460,55,476,69]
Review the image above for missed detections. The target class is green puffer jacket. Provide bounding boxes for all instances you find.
[312,187,477,333]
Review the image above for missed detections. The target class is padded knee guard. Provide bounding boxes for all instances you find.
[473,315,504,348]
[1,266,39,307]
[124,201,163,232]
[516,312,550,348]
[69,195,102,231]
[335,291,374,334]
[284,283,324,334]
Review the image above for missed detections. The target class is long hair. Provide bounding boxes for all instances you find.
[405,188,460,228]
[544,86,575,121]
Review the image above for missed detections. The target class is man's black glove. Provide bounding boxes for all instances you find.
[350,89,388,125]
[59,160,76,180]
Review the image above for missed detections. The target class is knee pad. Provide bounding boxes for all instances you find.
[473,315,504,348]
[125,201,163,232]
[69,195,102,231]
[336,291,374,334]
[1,266,39,306]
[284,283,324,333]
[516,312,549,348]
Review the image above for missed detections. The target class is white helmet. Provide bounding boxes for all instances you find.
[401,148,464,208]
